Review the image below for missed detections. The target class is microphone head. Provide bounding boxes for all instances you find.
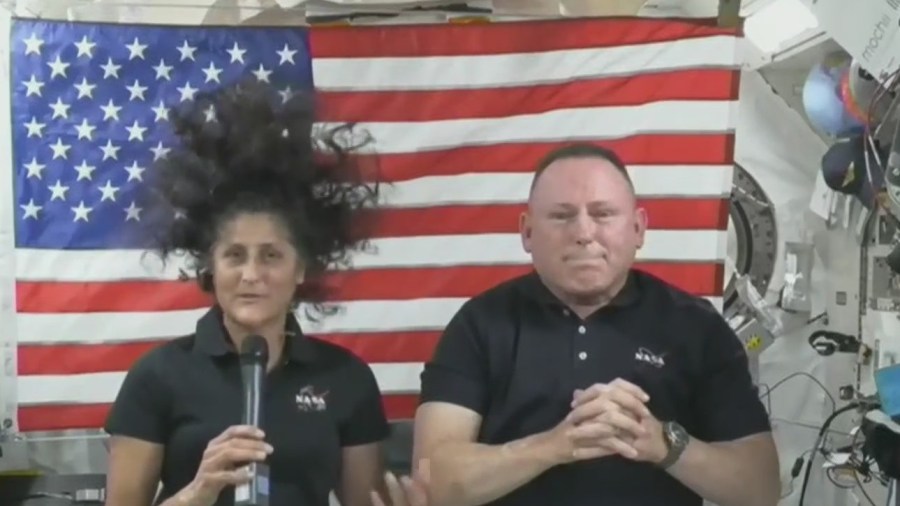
[240,335,269,365]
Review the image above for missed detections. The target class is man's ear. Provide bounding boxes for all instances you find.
[519,211,533,253]
[635,207,648,248]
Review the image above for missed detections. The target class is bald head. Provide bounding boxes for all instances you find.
[528,143,635,201]
[519,144,646,309]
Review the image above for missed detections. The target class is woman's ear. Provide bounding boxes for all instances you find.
[295,265,306,285]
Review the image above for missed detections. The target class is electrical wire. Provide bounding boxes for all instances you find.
[805,312,828,325]
[861,66,900,213]
[856,69,900,505]
[848,420,884,506]
[771,417,852,436]
[783,448,816,498]
[798,402,862,506]
[854,463,879,506]
[798,401,891,506]
[758,371,837,415]
[759,371,840,499]
[824,427,879,495]
[776,419,859,498]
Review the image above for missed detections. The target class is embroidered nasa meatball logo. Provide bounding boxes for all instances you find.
[634,347,666,368]
[296,385,328,412]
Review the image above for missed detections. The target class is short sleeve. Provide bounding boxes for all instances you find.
[103,349,171,444]
[691,308,771,442]
[339,360,390,447]
[419,303,489,415]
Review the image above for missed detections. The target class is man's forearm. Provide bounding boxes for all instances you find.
[424,430,562,506]
[667,433,780,506]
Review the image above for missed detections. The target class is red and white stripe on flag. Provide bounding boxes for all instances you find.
[15,17,740,431]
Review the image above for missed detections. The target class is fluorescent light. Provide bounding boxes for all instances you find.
[744,0,819,53]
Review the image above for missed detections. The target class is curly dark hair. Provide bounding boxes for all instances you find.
[143,80,380,319]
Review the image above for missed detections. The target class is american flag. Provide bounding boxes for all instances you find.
[9,18,741,432]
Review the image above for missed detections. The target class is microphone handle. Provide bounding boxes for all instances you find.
[240,362,264,427]
[236,361,270,506]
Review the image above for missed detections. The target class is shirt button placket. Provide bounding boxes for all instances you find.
[572,320,591,391]
[576,324,588,362]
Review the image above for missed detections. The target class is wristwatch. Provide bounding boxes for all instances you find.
[657,421,689,469]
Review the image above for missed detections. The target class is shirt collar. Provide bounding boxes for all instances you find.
[192,306,317,363]
[520,269,640,309]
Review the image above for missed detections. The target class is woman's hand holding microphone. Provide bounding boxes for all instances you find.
[167,425,272,506]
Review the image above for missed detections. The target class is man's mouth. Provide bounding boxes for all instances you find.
[566,257,604,265]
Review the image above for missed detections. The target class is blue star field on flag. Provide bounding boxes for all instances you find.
[10,20,313,249]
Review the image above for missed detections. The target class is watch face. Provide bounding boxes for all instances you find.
[659,422,689,468]
[666,422,688,446]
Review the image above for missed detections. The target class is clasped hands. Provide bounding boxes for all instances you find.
[553,378,668,465]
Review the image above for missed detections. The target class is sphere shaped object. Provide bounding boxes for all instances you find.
[841,60,892,125]
[802,53,864,137]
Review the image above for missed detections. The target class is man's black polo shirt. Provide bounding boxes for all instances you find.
[104,306,389,506]
[419,269,771,506]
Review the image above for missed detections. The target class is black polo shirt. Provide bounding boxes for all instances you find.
[104,306,389,506]
[419,269,771,506]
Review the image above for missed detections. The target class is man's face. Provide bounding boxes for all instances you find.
[520,157,647,303]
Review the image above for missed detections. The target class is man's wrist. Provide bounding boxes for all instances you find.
[657,421,690,469]
[650,440,669,465]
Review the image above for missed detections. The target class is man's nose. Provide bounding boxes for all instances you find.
[571,213,594,243]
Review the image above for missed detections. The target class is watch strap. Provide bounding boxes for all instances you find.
[657,421,688,469]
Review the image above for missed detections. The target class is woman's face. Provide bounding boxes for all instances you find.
[210,212,305,332]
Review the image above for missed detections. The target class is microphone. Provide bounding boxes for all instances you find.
[235,335,270,506]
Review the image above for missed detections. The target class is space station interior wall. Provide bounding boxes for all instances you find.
[2,3,887,504]
[742,68,892,506]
